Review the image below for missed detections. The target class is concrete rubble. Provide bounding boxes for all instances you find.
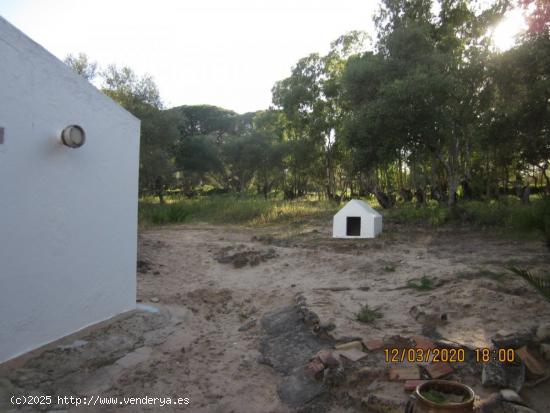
[481,358,525,392]
[267,293,550,412]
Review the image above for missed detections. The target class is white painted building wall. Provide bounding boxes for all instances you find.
[333,199,383,238]
[0,17,140,363]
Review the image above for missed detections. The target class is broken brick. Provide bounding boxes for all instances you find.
[516,346,546,376]
[412,335,436,350]
[305,357,325,379]
[335,340,363,352]
[404,379,428,392]
[388,366,420,381]
[336,348,367,362]
[425,362,454,379]
[364,338,384,351]
[316,350,340,367]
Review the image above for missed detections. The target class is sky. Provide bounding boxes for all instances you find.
[0,1,526,114]
[492,7,528,51]
[0,0,378,113]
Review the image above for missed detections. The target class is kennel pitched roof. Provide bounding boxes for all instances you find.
[334,199,381,217]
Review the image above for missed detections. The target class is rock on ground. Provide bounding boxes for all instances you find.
[258,305,333,409]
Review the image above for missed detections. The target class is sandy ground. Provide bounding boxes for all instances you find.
[1,221,550,412]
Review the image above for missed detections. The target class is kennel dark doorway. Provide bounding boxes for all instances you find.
[346,217,361,236]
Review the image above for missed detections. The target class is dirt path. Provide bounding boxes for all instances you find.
[1,223,550,412]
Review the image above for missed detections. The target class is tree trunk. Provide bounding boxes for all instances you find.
[155,176,165,205]
[325,148,333,200]
[537,163,550,195]
[503,164,509,196]
[448,175,459,207]
[397,154,403,189]
[414,188,425,207]
[521,186,531,204]
[446,152,460,207]
[262,177,273,200]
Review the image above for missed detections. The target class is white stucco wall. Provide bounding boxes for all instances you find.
[0,17,140,363]
[333,200,383,238]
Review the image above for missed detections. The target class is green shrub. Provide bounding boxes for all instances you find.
[536,196,550,249]
[385,203,449,226]
[512,197,550,249]
[509,266,550,301]
[429,207,451,226]
[385,197,549,243]
[407,275,435,291]
[459,200,510,226]
[356,305,383,323]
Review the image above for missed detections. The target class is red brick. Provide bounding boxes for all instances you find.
[388,366,420,381]
[404,380,428,392]
[516,346,546,376]
[364,338,384,351]
[305,357,325,379]
[425,362,454,379]
[412,336,436,350]
[316,350,340,367]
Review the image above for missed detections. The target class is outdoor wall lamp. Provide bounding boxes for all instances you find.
[60,125,86,148]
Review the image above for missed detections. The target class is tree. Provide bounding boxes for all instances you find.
[169,105,260,192]
[520,0,550,35]
[101,64,162,110]
[174,134,222,192]
[169,105,240,142]
[101,65,177,203]
[64,53,98,81]
[251,111,289,198]
[490,34,550,193]
[272,31,368,199]
[342,0,510,206]
[138,109,179,203]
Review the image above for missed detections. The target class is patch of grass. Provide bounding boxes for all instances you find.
[140,194,550,250]
[406,275,435,291]
[250,200,338,226]
[456,269,508,282]
[139,195,339,228]
[383,265,396,273]
[356,305,383,323]
[508,266,550,301]
[385,197,549,237]
[138,203,190,225]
